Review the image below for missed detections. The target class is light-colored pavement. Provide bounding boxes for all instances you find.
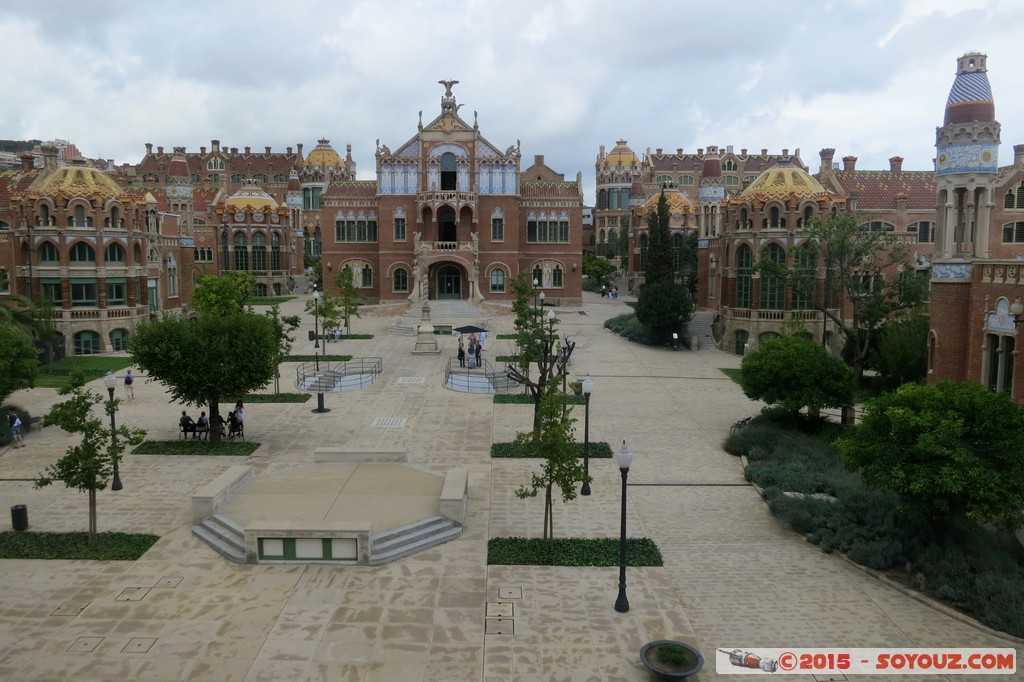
[0,293,1020,682]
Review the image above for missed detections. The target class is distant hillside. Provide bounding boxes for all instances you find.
[0,139,43,154]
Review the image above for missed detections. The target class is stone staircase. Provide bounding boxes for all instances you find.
[401,299,484,319]
[688,309,717,350]
[192,513,246,563]
[369,516,462,565]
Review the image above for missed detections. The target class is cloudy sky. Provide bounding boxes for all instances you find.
[2,0,1022,201]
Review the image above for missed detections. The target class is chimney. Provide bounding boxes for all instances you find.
[200,146,207,154]
[819,148,836,175]
[287,147,293,155]
[677,148,683,155]
[895,192,908,211]
[697,148,703,156]
[41,145,59,171]
[843,155,857,173]
[346,144,352,161]
[19,153,33,172]
[599,145,605,156]
[231,148,238,154]
[656,148,663,154]
[145,142,153,155]
[534,154,544,166]
[782,148,789,157]
[212,139,220,152]
[761,148,768,156]
[741,148,747,156]
[889,156,904,173]
[244,146,251,154]
[296,143,303,156]
[1015,144,1024,167]
[157,146,164,154]
[173,146,185,154]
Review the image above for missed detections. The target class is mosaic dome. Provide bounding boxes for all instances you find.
[224,179,278,211]
[739,164,830,203]
[635,190,696,228]
[306,138,341,168]
[35,165,123,202]
[944,53,995,125]
[603,139,639,169]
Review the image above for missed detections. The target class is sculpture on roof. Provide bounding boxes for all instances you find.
[439,79,459,98]
[439,79,459,114]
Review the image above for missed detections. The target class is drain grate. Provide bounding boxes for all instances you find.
[122,637,157,654]
[115,587,150,602]
[577,310,588,315]
[51,602,89,617]
[68,637,103,653]
[157,576,183,588]
[498,587,522,599]
[371,417,408,428]
[396,377,426,385]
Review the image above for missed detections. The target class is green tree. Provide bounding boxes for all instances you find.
[265,305,300,393]
[582,253,615,287]
[514,376,588,539]
[617,215,630,267]
[34,292,61,368]
[305,290,343,338]
[869,313,929,391]
[0,323,38,404]
[333,265,366,333]
[740,335,854,416]
[129,313,278,444]
[634,280,692,344]
[757,214,928,383]
[837,381,1024,533]
[678,231,700,297]
[36,377,146,545]
[643,191,674,286]
[191,272,256,316]
[506,273,575,437]
[0,292,42,339]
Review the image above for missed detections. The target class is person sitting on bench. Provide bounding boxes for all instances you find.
[227,411,243,439]
[179,411,196,438]
[195,412,209,440]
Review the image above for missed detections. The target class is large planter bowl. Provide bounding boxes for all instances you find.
[640,640,704,680]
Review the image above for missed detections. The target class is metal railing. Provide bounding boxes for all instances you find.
[295,357,383,393]
[444,357,521,394]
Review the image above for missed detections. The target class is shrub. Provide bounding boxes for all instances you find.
[0,531,159,560]
[491,441,612,458]
[488,537,663,566]
[133,440,259,456]
[603,312,659,345]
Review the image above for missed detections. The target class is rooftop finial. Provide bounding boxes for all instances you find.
[439,79,460,113]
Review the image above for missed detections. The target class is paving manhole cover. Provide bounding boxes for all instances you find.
[122,637,157,654]
[396,377,426,385]
[68,637,103,653]
[484,618,513,635]
[51,602,89,617]
[498,587,522,599]
[371,417,407,428]
[115,587,150,602]
[157,576,183,588]
[486,602,514,618]
[577,310,588,315]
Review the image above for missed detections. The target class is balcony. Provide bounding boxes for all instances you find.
[418,191,476,205]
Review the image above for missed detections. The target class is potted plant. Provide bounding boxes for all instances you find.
[640,640,704,680]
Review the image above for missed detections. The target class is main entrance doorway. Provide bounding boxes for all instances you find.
[436,265,462,299]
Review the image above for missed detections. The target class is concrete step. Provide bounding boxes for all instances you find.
[369,525,463,565]
[387,322,417,336]
[402,300,484,319]
[192,514,246,563]
[369,516,462,565]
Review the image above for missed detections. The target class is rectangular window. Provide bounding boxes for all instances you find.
[526,220,570,243]
[491,218,504,242]
[106,278,126,305]
[167,267,178,297]
[41,279,62,304]
[394,217,406,241]
[70,279,98,307]
[1003,222,1024,243]
[336,220,378,242]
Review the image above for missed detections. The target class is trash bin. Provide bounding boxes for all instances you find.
[308,330,316,341]
[11,504,27,531]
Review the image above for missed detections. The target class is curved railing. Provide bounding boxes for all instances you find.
[295,357,383,393]
[444,357,521,394]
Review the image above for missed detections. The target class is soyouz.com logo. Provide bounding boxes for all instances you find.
[716,648,1016,674]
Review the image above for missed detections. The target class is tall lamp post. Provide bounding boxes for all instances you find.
[581,376,593,495]
[103,373,123,491]
[614,439,633,613]
[311,287,330,414]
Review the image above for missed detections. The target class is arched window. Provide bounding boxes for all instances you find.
[440,153,457,191]
[271,232,281,270]
[759,331,781,345]
[110,329,129,351]
[252,232,267,271]
[70,242,96,263]
[679,175,694,186]
[532,266,543,286]
[552,265,564,288]
[230,173,245,183]
[234,232,249,271]
[105,243,125,263]
[361,264,373,288]
[909,221,934,243]
[74,205,86,227]
[393,267,409,292]
[274,173,288,183]
[759,243,785,309]
[489,268,505,293]
[607,228,618,258]
[734,330,749,356]
[735,245,753,308]
[191,173,202,183]
[110,207,120,228]
[40,204,50,226]
[739,208,749,229]
[768,206,781,229]
[73,331,102,355]
[254,283,268,297]
[40,241,60,263]
[134,243,143,263]
[671,233,684,270]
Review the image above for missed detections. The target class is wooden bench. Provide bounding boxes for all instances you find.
[27,416,43,432]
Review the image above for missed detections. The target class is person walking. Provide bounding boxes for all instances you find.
[124,370,135,400]
[479,330,488,350]
[8,411,24,448]
[475,344,484,368]
[457,342,466,367]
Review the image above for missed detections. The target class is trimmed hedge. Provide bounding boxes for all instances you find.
[491,441,613,458]
[229,393,311,403]
[493,393,586,405]
[488,537,663,566]
[316,334,375,340]
[284,354,353,362]
[133,440,259,456]
[246,296,296,305]
[0,531,159,560]
[603,312,659,345]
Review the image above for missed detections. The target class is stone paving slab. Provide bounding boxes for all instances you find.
[0,292,1021,681]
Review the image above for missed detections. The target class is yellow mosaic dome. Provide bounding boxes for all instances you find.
[35,165,123,202]
[224,180,278,211]
[635,190,696,228]
[604,139,638,169]
[740,164,829,203]
[305,138,341,168]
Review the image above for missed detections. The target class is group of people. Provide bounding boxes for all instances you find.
[324,327,345,341]
[600,285,619,300]
[179,401,245,439]
[457,331,487,368]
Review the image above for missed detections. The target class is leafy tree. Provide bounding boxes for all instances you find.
[34,292,61,368]
[506,273,575,437]
[36,377,146,545]
[869,313,929,391]
[740,335,854,416]
[617,215,630,267]
[582,253,615,286]
[635,280,692,344]
[515,376,588,539]
[305,289,343,338]
[333,265,366,333]
[129,313,278,443]
[191,272,256,316]
[265,305,300,393]
[0,292,42,339]
[757,214,928,383]
[677,231,700,298]
[643,191,675,286]
[0,323,38,404]
[837,381,1024,534]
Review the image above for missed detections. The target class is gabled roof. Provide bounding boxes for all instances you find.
[820,170,934,210]
[322,180,378,200]
[0,168,41,206]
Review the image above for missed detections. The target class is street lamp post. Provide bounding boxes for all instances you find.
[614,439,633,613]
[311,287,330,414]
[103,373,123,491]
[581,376,593,496]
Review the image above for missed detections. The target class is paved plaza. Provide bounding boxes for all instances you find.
[0,292,1020,681]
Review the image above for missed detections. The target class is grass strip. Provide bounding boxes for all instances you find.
[0,531,159,560]
[133,440,259,456]
[488,537,663,566]
[493,393,586,405]
[284,354,353,362]
[491,441,612,458]
[229,393,311,403]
